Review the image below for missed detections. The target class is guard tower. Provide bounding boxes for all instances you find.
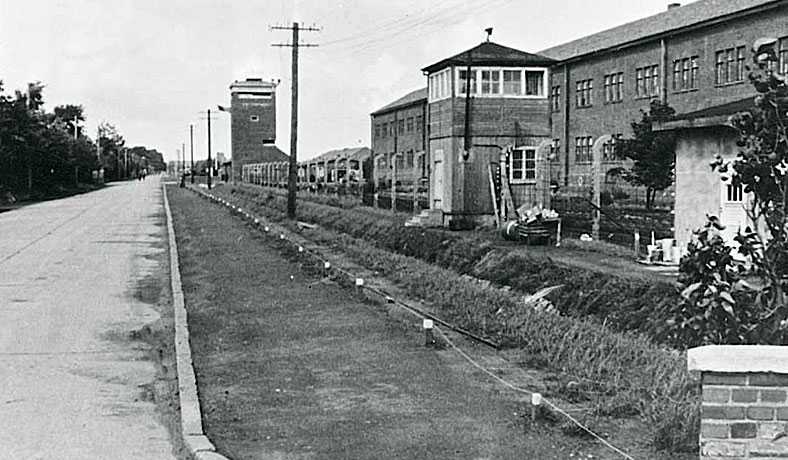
[229,78,278,182]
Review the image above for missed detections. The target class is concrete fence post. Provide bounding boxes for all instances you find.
[688,345,788,459]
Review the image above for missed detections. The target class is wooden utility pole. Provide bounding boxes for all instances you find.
[207,108,212,189]
[271,22,320,219]
[190,124,194,184]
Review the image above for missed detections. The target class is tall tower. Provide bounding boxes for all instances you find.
[229,78,278,182]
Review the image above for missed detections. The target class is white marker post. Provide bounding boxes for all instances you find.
[323,261,331,277]
[531,392,542,422]
[423,318,435,347]
[634,231,640,259]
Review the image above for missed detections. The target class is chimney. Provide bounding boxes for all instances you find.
[668,2,681,10]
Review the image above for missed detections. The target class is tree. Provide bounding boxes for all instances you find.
[670,38,788,345]
[616,100,677,209]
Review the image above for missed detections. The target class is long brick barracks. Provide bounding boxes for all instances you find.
[359,0,788,229]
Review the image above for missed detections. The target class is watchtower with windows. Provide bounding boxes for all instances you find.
[422,41,555,225]
[229,78,278,182]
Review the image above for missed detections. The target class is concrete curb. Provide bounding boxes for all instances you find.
[162,184,231,460]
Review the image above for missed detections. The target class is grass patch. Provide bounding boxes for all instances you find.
[202,184,700,453]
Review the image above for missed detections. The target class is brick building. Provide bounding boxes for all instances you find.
[537,0,788,247]
[540,0,787,188]
[370,87,428,188]
[228,78,283,182]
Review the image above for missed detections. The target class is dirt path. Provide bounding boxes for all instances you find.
[167,186,637,460]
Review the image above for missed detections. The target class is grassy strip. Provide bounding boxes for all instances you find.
[206,185,700,452]
[226,185,684,347]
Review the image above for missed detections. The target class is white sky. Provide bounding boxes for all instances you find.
[0,0,673,162]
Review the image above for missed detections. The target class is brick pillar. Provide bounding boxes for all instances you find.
[689,345,788,459]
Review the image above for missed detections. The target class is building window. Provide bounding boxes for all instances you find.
[406,117,414,132]
[481,70,501,95]
[250,115,260,122]
[575,136,594,163]
[458,69,477,95]
[456,67,547,98]
[406,150,414,168]
[602,134,623,161]
[428,68,452,101]
[397,119,405,135]
[576,79,593,107]
[550,138,561,161]
[780,37,788,75]
[374,124,381,139]
[551,85,561,112]
[510,148,536,183]
[503,70,522,95]
[525,71,544,96]
[635,64,659,98]
[673,56,699,91]
[604,72,623,103]
[716,46,746,85]
[415,115,423,131]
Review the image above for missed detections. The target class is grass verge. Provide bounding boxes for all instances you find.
[201,184,700,453]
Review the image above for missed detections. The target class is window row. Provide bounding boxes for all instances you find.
[429,67,548,101]
[573,134,625,163]
[373,115,423,139]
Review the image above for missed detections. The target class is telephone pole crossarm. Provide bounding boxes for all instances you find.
[270,21,320,219]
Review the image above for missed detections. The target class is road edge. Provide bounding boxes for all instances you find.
[163,182,231,460]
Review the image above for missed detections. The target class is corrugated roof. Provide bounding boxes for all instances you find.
[539,0,782,62]
[371,87,427,116]
[422,41,556,74]
[302,147,371,165]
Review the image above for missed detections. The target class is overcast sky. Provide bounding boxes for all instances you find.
[0,0,674,162]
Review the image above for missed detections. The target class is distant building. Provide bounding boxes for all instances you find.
[228,78,279,182]
[299,147,371,188]
[370,88,427,188]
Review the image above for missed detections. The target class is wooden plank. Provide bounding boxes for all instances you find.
[488,164,501,227]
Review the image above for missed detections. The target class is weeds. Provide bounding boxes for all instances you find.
[208,185,700,452]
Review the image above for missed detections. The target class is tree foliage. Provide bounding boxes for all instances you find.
[0,79,164,200]
[672,38,788,345]
[616,100,677,209]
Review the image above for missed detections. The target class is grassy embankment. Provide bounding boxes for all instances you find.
[201,184,698,453]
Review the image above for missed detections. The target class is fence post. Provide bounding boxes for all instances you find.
[392,154,397,213]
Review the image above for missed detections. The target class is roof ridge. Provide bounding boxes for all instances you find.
[539,0,781,61]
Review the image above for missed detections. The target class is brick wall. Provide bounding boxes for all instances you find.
[689,345,788,459]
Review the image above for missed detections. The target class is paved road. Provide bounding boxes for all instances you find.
[0,178,175,459]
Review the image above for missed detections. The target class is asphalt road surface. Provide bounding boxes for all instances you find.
[0,178,176,459]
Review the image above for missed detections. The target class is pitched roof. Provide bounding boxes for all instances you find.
[302,147,371,165]
[539,0,782,62]
[655,96,755,130]
[371,87,427,116]
[258,145,289,162]
[421,41,555,74]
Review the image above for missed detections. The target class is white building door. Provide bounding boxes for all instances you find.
[431,149,444,209]
[719,181,748,243]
